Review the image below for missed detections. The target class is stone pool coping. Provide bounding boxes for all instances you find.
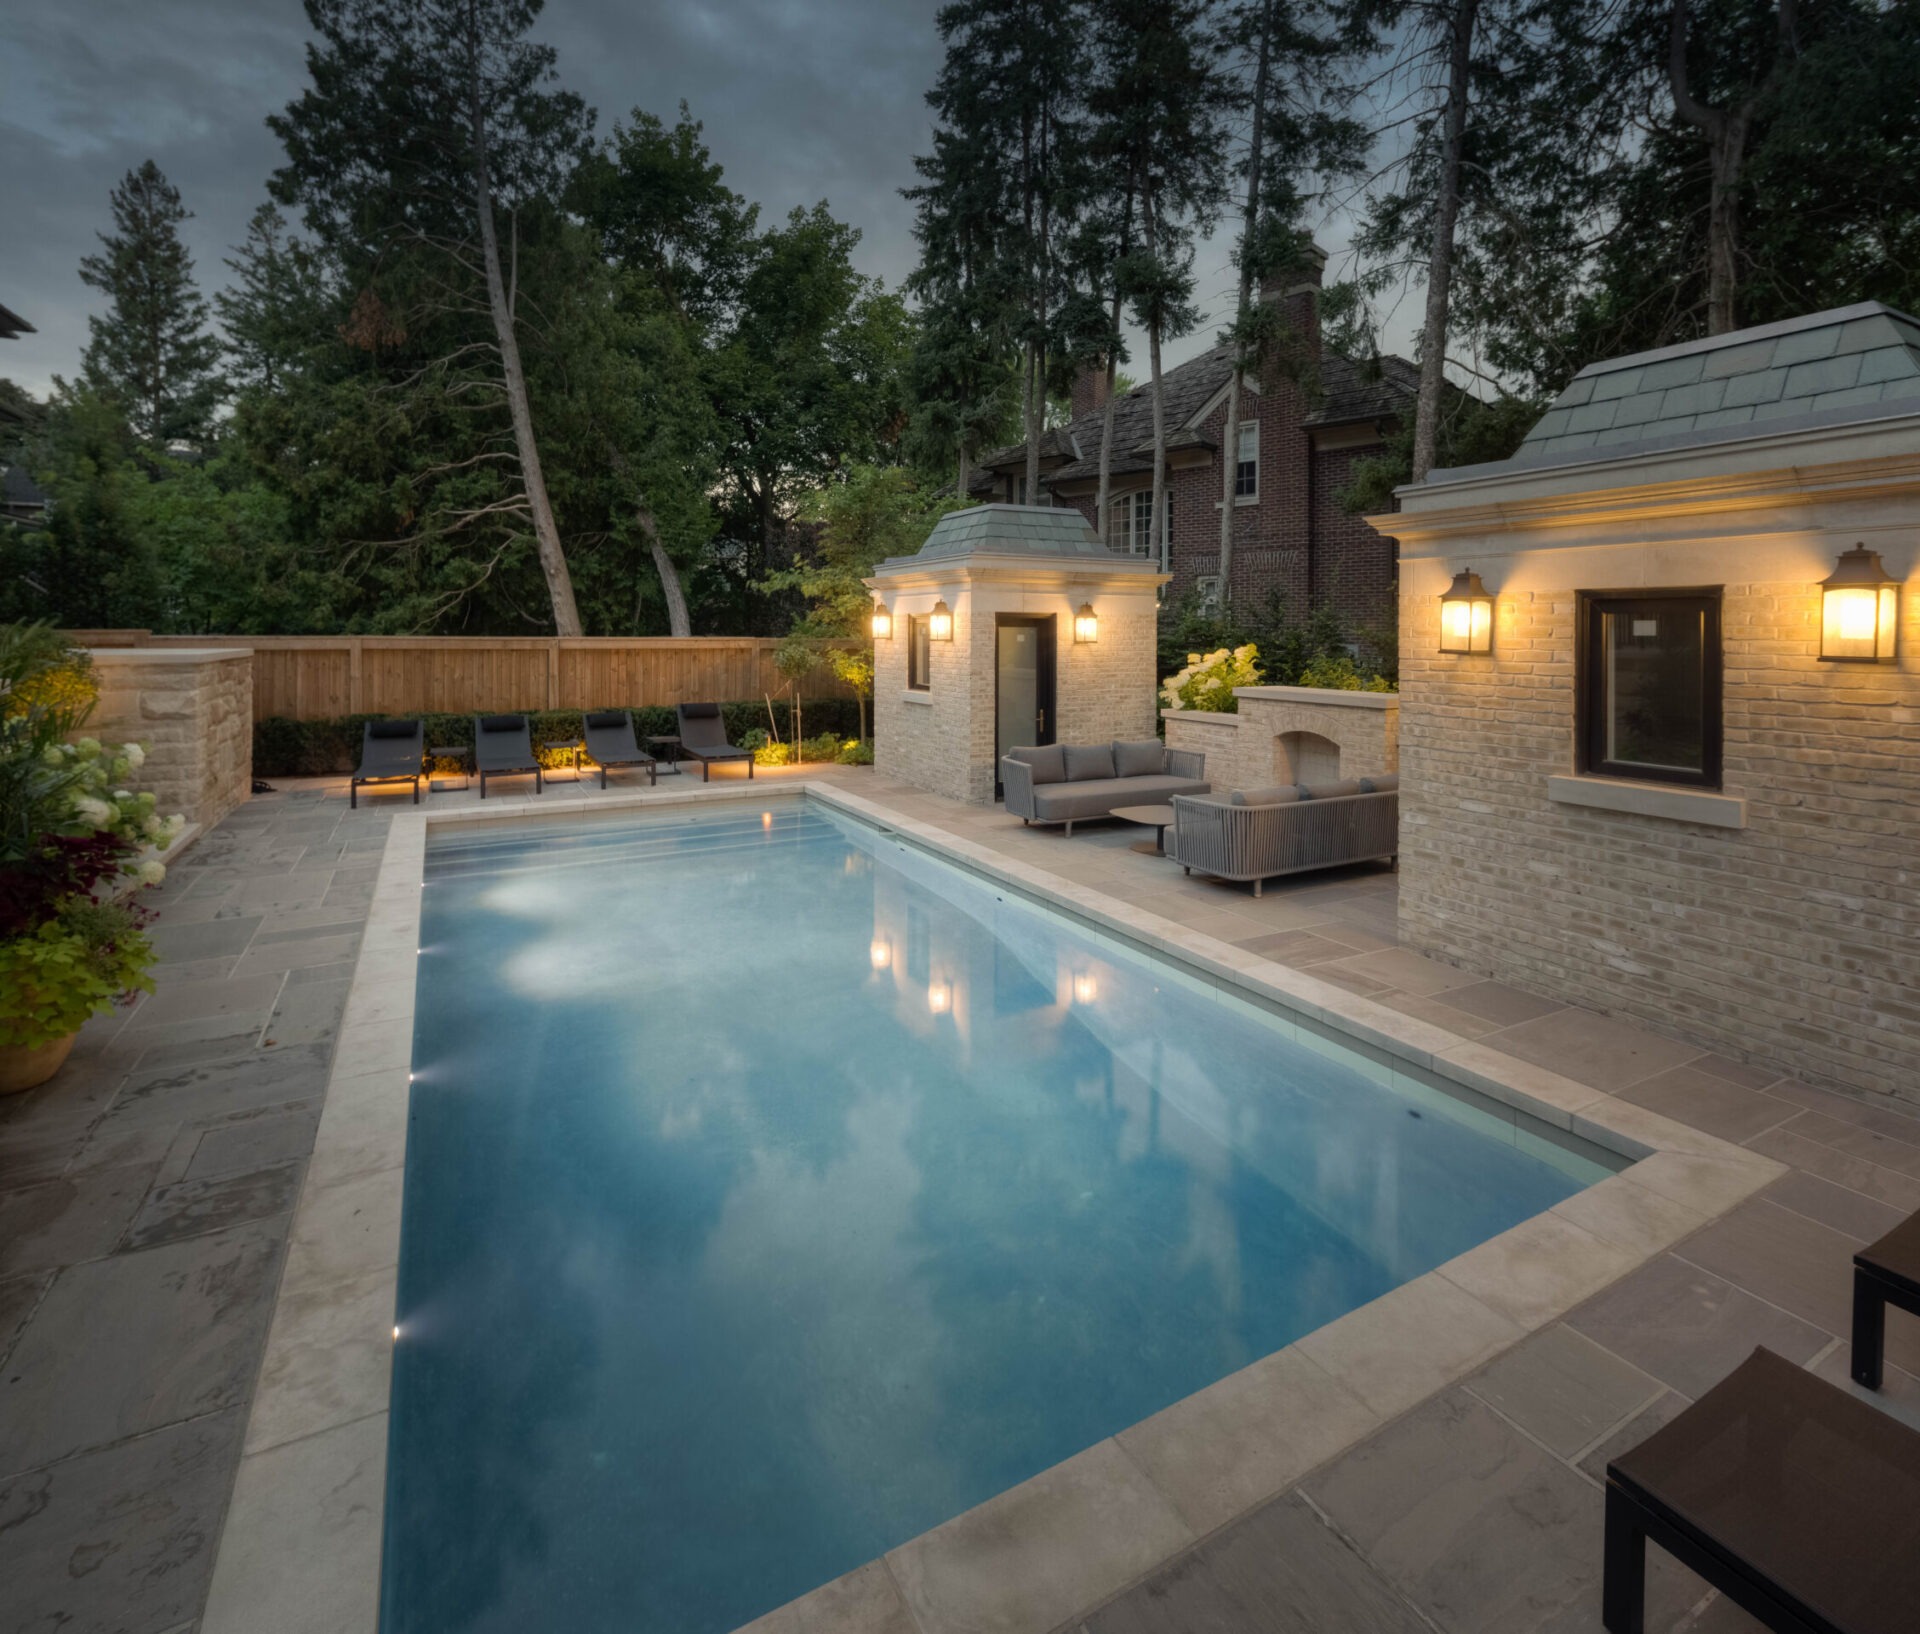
[198,782,1785,1634]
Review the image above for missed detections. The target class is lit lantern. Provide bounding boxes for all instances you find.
[928,599,954,641]
[1072,971,1098,1005]
[870,601,892,640]
[870,939,892,971]
[1438,569,1494,654]
[1073,602,1099,643]
[1819,544,1900,662]
[927,978,952,1015]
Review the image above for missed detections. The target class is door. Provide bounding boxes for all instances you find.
[995,615,1056,798]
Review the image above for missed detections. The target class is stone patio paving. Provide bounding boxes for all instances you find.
[2,762,1917,1634]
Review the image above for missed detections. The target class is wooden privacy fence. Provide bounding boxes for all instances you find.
[67,633,859,722]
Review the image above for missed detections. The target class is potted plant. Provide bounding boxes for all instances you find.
[0,626,182,1093]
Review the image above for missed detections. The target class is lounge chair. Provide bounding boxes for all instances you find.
[351,719,424,809]
[472,714,543,799]
[675,702,754,781]
[1852,1203,1920,1389]
[1602,1345,1920,1633]
[581,710,658,790]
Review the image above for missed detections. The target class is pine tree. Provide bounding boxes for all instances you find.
[216,204,329,396]
[1086,0,1233,569]
[1213,0,1364,602]
[909,0,1085,505]
[77,160,224,446]
[269,0,594,635]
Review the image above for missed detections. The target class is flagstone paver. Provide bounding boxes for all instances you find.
[4,765,1918,1634]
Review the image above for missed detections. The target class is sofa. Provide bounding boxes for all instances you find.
[1001,740,1209,834]
[1166,775,1398,894]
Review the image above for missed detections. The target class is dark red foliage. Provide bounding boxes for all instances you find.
[0,832,140,937]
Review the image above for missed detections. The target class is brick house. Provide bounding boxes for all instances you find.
[968,246,1420,638]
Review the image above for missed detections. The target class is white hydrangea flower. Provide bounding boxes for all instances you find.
[122,742,145,771]
[74,796,115,829]
[138,859,167,887]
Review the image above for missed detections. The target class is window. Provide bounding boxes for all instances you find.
[1578,591,1722,788]
[1108,489,1170,557]
[1234,421,1258,500]
[1196,575,1222,616]
[907,614,931,691]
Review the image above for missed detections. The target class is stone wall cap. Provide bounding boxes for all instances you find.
[86,646,253,662]
[1233,685,1399,710]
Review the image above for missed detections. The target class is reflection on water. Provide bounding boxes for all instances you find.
[385,805,1603,1634]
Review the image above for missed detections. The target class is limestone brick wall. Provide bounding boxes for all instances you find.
[1163,687,1399,792]
[1398,574,1920,1104]
[86,649,254,832]
[874,584,1161,805]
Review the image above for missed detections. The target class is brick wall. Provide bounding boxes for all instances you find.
[87,649,254,832]
[1398,576,1920,1104]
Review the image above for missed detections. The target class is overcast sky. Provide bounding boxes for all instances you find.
[0,0,1395,402]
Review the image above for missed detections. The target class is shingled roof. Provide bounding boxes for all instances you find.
[873,502,1155,573]
[971,340,1421,493]
[1463,302,1920,479]
[0,302,34,341]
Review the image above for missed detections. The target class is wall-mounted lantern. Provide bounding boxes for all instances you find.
[1439,569,1494,654]
[1073,602,1099,644]
[929,599,954,641]
[870,601,892,640]
[1819,544,1899,663]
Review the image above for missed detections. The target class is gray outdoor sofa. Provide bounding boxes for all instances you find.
[1166,775,1399,894]
[1001,740,1209,834]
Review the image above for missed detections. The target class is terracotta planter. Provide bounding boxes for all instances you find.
[0,1032,78,1095]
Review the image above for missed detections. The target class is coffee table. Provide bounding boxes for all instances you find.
[1111,803,1178,856]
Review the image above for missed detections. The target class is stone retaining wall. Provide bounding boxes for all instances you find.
[87,648,253,831]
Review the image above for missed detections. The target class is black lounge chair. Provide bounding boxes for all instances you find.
[1852,1204,1920,1390]
[675,702,754,781]
[351,719,424,809]
[581,710,657,790]
[1603,1345,1920,1634]
[472,714,543,799]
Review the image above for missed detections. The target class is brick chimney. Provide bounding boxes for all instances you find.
[1069,359,1111,422]
[1259,241,1328,362]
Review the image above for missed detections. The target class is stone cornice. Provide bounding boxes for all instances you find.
[1369,433,1920,551]
[865,557,1169,593]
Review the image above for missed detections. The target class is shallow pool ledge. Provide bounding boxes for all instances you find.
[198,781,1785,1634]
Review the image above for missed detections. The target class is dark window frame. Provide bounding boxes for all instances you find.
[1576,588,1723,789]
[907,614,931,691]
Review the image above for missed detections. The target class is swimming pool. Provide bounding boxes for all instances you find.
[384,800,1612,1634]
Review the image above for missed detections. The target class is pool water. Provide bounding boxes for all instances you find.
[384,801,1609,1634]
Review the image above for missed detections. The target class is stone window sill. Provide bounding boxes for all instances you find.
[902,691,933,706]
[1547,774,1746,829]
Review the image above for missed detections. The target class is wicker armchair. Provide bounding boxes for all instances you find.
[1167,778,1399,895]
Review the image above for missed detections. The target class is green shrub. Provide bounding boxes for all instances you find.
[1296,652,1394,692]
[0,895,156,1049]
[253,700,866,777]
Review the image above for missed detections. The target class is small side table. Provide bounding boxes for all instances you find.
[541,738,585,780]
[1111,803,1178,856]
[647,735,684,775]
[428,744,470,793]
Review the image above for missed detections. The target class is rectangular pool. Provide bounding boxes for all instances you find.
[384,800,1612,1634]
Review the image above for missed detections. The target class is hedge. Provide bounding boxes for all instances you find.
[254,699,867,777]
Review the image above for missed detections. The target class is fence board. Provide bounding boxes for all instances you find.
[68,632,855,721]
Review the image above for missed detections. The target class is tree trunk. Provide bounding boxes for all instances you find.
[1142,186,1170,574]
[468,45,581,637]
[1669,0,1769,336]
[1411,0,1479,485]
[1022,105,1041,506]
[1024,340,1042,505]
[956,442,971,503]
[1095,320,1120,544]
[636,506,692,636]
[1217,2,1274,610]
